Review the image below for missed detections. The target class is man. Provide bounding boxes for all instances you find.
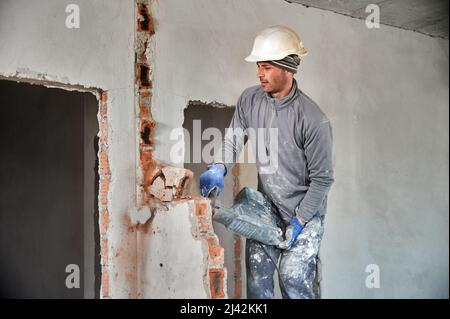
[200,26,334,299]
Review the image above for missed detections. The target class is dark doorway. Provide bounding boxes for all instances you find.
[0,80,100,298]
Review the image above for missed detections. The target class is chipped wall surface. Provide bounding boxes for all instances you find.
[0,0,137,298]
[139,200,227,298]
[150,0,449,298]
[134,0,228,299]
[140,202,207,298]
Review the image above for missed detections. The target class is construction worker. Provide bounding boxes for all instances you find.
[199,26,334,299]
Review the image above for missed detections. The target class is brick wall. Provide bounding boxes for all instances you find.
[98,91,111,298]
[194,200,228,299]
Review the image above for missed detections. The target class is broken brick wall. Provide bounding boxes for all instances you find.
[134,0,227,298]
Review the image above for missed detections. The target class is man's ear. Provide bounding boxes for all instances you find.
[285,70,294,78]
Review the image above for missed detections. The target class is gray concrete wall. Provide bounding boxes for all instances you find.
[0,0,136,298]
[151,0,449,298]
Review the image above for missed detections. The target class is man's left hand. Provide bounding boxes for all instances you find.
[278,217,305,250]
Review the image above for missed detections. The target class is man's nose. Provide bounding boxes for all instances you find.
[257,68,264,78]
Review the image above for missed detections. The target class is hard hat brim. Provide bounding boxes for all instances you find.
[245,48,308,62]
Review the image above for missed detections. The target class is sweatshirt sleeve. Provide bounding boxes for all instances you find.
[296,116,335,222]
[214,93,248,175]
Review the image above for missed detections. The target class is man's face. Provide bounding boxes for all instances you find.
[256,62,291,94]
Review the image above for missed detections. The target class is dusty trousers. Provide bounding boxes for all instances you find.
[246,215,325,299]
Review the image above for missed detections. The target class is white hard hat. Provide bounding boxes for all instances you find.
[245,25,308,62]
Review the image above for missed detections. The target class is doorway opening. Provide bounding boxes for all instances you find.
[0,79,100,298]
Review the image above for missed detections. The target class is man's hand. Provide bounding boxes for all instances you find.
[278,217,305,250]
[199,164,226,197]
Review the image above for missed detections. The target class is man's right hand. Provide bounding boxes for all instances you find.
[277,217,304,250]
[199,164,226,197]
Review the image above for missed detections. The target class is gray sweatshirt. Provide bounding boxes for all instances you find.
[215,79,334,224]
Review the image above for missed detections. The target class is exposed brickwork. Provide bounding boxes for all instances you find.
[196,202,211,234]
[99,121,108,145]
[100,91,108,117]
[134,0,226,300]
[101,239,109,265]
[233,236,242,298]
[99,147,111,176]
[136,0,157,210]
[209,268,226,299]
[139,103,150,118]
[147,165,193,202]
[101,266,109,297]
[150,176,173,202]
[97,90,111,298]
[232,164,242,299]
[137,2,154,34]
[100,209,110,236]
[99,178,110,206]
[203,236,225,265]
[191,199,227,299]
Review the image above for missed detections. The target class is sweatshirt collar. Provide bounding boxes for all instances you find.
[265,79,298,109]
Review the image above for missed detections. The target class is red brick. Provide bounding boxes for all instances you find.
[195,202,207,217]
[204,236,224,265]
[139,104,149,119]
[100,179,110,205]
[100,239,109,266]
[150,176,173,202]
[162,166,182,187]
[100,92,108,117]
[234,235,242,258]
[100,210,110,236]
[101,91,108,103]
[99,121,108,144]
[233,235,242,298]
[140,90,151,98]
[101,266,109,297]
[162,167,193,195]
[140,151,155,173]
[209,268,225,299]
[197,216,210,234]
[99,149,111,175]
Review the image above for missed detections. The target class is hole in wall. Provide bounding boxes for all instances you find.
[140,119,155,146]
[138,64,151,88]
[138,3,151,31]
